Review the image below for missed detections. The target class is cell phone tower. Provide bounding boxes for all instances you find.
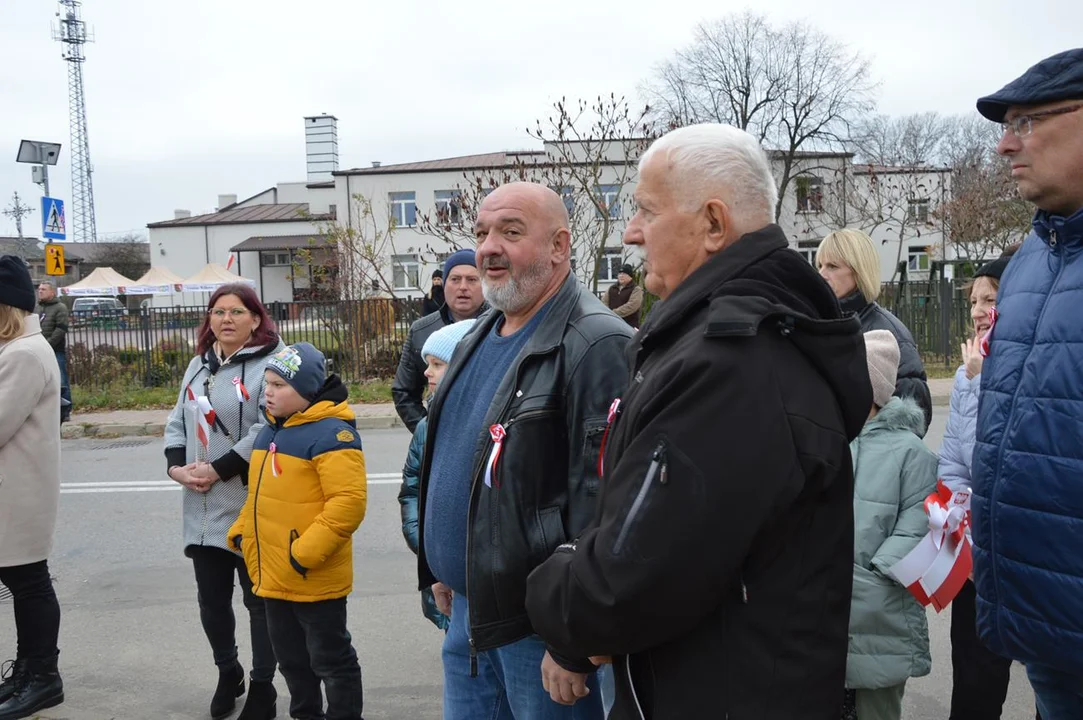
[53,0,97,243]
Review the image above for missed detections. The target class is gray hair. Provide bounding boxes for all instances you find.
[39,280,56,290]
[640,123,778,229]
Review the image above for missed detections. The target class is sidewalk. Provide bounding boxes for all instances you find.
[61,378,955,441]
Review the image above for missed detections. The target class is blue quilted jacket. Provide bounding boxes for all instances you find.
[972,207,1083,674]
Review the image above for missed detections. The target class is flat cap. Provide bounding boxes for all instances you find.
[977,48,1083,122]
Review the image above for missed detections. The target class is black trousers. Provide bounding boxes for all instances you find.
[0,560,61,665]
[950,580,1012,720]
[265,597,364,720]
[189,545,276,683]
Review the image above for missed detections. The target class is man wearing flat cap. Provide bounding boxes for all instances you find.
[392,249,487,432]
[605,264,643,329]
[970,47,1083,720]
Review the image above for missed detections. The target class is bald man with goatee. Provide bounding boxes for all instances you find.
[414,183,633,719]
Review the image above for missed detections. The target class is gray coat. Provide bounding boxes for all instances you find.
[164,339,283,553]
[847,396,937,689]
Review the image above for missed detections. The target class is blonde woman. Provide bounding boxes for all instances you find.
[0,256,64,719]
[817,229,932,429]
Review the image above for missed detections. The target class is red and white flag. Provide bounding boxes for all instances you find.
[232,376,250,403]
[195,396,217,453]
[225,252,236,272]
[888,480,973,612]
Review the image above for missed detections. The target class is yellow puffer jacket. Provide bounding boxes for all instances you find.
[228,379,367,602]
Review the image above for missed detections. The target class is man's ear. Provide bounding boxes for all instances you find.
[703,199,732,254]
[551,227,571,263]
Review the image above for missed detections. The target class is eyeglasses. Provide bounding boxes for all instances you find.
[209,308,250,319]
[1000,104,1083,137]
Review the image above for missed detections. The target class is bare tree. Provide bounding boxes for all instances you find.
[301,193,401,301]
[414,95,653,293]
[85,232,151,280]
[641,11,876,219]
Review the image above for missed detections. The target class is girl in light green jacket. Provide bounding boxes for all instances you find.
[845,330,938,720]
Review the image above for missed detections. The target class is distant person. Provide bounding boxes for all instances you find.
[605,264,643,328]
[164,283,284,720]
[817,229,933,430]
[35,282,71,423]
[0,256,64,720]
[421,269,445,316]
[397,318,477,632]
[229,343,367,720]
[392,250,487,433]
[971,48,1083,720]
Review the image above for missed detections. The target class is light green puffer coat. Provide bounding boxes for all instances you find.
[847,396,938,689]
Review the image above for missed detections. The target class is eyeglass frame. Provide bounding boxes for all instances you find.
[208,307,252,319]
[1000,103,1083,137]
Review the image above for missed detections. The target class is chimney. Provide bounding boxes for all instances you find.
[305,114,339,182]
[217,194,238,210]
[174,209,192,220]
[371,161,381,168]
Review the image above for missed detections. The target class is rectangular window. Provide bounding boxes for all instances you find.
[389,192,417,228]
[260,251,291,267]
[434,190,463,226]
[797,240,820,266]
[596,185,621,219]
[796,177,824,213]
[909,198,930,224]
[598,247,624,282]
[908,245,930,273]
[550,185,575,216]
[392,254,421,290]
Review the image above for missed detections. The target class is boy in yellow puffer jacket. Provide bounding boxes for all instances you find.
[228,342,367,720]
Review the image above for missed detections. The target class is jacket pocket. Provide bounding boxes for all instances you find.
[580,420,608,497]
[537,506,566,556]
[288,529,308,578]
[613,440,668,555]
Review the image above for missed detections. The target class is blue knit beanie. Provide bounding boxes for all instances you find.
[267,342,326,401]
[443,248,477,279]
[422,319,477,364]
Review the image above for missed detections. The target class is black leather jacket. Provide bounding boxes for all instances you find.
[416,272,633,660]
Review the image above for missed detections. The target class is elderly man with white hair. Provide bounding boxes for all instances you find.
[525,123,873,719]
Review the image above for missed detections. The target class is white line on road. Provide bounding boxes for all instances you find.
[61,473,404,495]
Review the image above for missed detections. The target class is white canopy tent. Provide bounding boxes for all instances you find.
[181,263,256,292]
[59,267,137,296]
[125,266,186,295]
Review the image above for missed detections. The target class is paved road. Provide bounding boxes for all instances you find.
[0,413,1035,719]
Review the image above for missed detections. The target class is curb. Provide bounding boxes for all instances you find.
[63,416,402,441]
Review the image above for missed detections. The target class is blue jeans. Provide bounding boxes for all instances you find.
[55,350,71,417]
[596,665,614,717]
[1027,662,1083,720]
[442,594,603,720]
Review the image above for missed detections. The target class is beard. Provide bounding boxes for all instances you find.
[481,254,552,314]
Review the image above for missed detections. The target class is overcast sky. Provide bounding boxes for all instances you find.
[1,0,1079,238]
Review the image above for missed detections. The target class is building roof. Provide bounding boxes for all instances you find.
[147,203,333,228]
[231,234,331,252]
[0,237,45,259]
[852,164,951,175]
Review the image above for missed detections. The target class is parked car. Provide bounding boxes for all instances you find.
[72,297,129,325]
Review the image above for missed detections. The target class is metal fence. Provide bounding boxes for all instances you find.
[882,280,972,369]
[66,298,425,389]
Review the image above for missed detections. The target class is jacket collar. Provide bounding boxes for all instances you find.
[1033,206,1083,248]
[0,315,43,353]
[838,290,870,316]
[440,300,489,325]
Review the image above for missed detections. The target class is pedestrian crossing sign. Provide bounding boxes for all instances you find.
[45,244,66,276]
[41,196,65,240]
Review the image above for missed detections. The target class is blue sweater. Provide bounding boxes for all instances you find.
[423,309,548,595]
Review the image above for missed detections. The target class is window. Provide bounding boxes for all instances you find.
[260,251,292,267]
[797,240,820,266]
[598,247,624,282]
[434,190,463,226]
[596,185,621,219]
[796,176,824,213]
[909,198,930,224]
[550,185,575,216]
[392,254,421,290]
[908,245,931,273]
[389,192,417,228]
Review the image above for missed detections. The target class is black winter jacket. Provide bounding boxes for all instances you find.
[839,291,932,431]
[525,226,872,720]
[416,272,633,663]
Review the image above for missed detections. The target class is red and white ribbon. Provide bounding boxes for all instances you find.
[597,398,621,477]
[484,424,506,488]
[195,395,216,453]
[232,376,250,403]
[979,306,998,358]
[268,442,282,477]
[888,480,973,612]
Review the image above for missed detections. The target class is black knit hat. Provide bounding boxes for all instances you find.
[619,264,635,277]
[0,255,36,312]
[974,256,1011,281]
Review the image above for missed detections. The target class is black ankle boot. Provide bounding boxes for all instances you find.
[0,660,27,705]
[237,680,277,720]
[0,656,63,720]
[211,662,245,720]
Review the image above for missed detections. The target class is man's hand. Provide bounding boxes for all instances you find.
[432,582,453,616]
[541,652,591,706]
[589,656,612,666]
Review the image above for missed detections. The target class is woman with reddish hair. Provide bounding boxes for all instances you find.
[164,283,283,720]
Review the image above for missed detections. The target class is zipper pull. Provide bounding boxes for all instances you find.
[469,638,479,678]
[655,444,669,485]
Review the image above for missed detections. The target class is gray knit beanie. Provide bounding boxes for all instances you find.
[864,330,900,409]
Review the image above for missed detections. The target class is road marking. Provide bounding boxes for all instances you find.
[61,473,404,495]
